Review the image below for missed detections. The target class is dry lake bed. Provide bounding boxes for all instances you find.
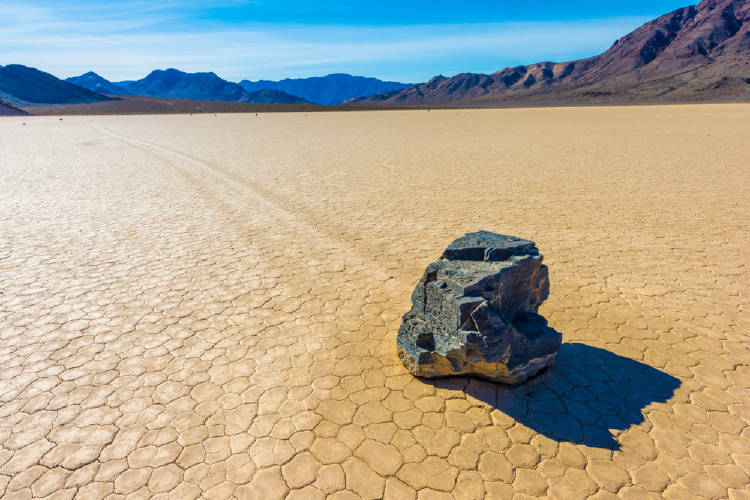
[1,105,749,499]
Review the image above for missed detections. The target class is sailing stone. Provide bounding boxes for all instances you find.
[397,231,562,384]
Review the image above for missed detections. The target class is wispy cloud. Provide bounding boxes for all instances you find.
[0,1,648,82]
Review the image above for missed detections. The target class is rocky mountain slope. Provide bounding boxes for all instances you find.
[349,0,750,106]
[240,73,410,105]
[0,65,113,107]
[66,71,131,95]
[0,97,28,115]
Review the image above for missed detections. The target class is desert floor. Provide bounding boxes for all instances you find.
[1,104,749,499]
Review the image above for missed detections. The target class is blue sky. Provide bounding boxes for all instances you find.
[1,0,692,83]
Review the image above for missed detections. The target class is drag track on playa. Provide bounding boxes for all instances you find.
[1,105,749,498]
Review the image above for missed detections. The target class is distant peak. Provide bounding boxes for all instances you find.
[157,68,186,76]
[427,75,448,83]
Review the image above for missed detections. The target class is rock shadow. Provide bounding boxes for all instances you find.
[425,342,681,449]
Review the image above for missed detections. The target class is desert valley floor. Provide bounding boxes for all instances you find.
[1,105,749,499]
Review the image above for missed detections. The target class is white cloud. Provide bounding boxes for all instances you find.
[0,3,648,82]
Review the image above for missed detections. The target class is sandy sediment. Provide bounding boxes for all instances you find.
[0,105,748,498]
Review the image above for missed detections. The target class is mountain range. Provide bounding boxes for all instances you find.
[239,74,411,105]
[66,69,310,104]
[1,0,749,112]
[62,69,410,105]
[0,64,114,107]
[349,0,750,106]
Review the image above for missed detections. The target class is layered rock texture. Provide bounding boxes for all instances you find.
[398,231,562,384]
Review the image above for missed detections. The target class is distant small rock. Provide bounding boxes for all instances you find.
[397,231,561,384]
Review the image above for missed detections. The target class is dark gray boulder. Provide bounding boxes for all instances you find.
[397,231,561,384]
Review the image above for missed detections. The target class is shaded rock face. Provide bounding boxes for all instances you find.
[397,231,562,384]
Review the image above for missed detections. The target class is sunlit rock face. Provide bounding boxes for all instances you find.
[397,231,562,384]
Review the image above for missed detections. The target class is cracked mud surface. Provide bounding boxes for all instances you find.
[1,105,749,499]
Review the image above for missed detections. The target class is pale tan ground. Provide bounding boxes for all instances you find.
[1,105,749,499]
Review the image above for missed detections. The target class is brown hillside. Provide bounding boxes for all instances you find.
[349,0,750,106]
